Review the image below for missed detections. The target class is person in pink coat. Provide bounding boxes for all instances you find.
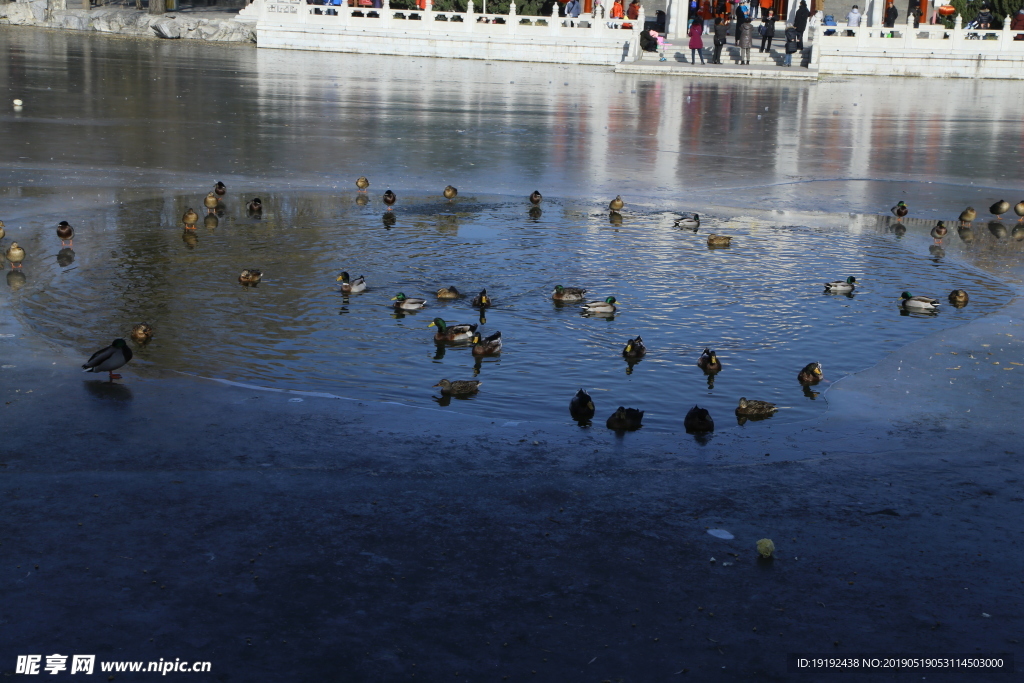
[688,20,706,64]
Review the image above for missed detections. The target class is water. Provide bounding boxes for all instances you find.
[8,191,1013,430]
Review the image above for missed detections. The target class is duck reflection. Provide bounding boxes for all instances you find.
[989,221,1007,239]
[623,357,643,375]
[433,343,446,360]
[928,245,945,259]
[83,379,133,402]
[958,226,975,243]
[1013,225,1024,241]
[7,269,26,290]
[57,248,75,267]
[355,194,369,207]
[181,230,198,249]
[609,211,623,226]
[899,307,938,318]
[892,223,906,237]
[528,207,542,220]
[801,384,820,399]
[204,214,219,230]
[382,212,396,228]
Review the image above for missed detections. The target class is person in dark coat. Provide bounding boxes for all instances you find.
[738,16,753,63]
[783,24,799,66]
[794,0,810,46]
[735,3,746,43]
[712,16,730,63]
[759,9,776,52]
[883,0,898,27]
[639,28,659,51]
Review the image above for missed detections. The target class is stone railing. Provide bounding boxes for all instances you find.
[813,13,1024,55]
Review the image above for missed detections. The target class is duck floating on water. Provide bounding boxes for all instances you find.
[735,397,777,418]
[675,214,700,231]
[471,289,492,308]
[433,378,480,395]
[428,317,476,342]
[56,221,74,247]
[569,389,595,422]
[471,330,502,356]
[239,269,263,286]
[82,338,133,381]
[552,285,587,301]
[697,348,722,373]
[130,323,153,343]
[391,292,426,310]
[582,296,617,315]
[436,286,461,299]
[899,291,939,311]
[948,289,969,307]
[622,336,647,358]
[707,234,732,247]
[606,406,643,431]
[797,362,824,384]
[824,276,856,293]
[0,220,5,241]
[337,271,366,293]
[683,405,714,434]
[529,190,543,205]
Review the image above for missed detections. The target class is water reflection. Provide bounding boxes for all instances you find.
[83,379,133,402]
[7,269,26,290]
[57,248,75,267]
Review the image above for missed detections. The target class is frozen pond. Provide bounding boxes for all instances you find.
[1,28,1022,431]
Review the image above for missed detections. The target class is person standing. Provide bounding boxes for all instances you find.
[794,0,809,47]
[883,0,898,28]
[759,9,776,51]
[700,0,714,34]
[712,16,730,62]
[610,0,624,18]
[846,4,861,29]
[627,0,640,19]
[738,15,753,63]
[783,23,799,65]
[758,0,771,19]
[735,2,746,42]
[688,19,707,63]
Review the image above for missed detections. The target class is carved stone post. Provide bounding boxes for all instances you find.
[465,0,474,31]
[508,0,516,33]
[951,13,963,51]
[425,0,433,24]
[549,0,560,33]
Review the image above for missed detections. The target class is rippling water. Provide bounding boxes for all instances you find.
[8,191,1013,430]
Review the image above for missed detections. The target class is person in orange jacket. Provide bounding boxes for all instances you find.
[610,0,625,19]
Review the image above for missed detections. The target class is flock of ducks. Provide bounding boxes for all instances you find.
[5,183,1015,435]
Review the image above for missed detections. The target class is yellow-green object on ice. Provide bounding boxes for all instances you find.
[757,538,775,559]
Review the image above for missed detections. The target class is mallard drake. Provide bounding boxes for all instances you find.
[622,336,647,358]
[56,221,74,247]
[443,185,458,200]
[609,195,624,211]
[130,323,153,343]
[948,289,969,306]
[697,348,721,373]
[204,192,219,214]
[471,289,492,308]
[529,190,543,205]
[899,291,939,311]
[82,338,133,380]
[214,181,226,196]
[606,406,643,431]
[552,285,586,301]
[5,242,25,268]
[471,330,502,355]
[797,362,824,384]
[990,200,1010,218]
[930,221,948,239]
[356,176,370,191]
[569,388,595,421]
[337,271,366,293]
[674,214,700,231]
[182,208,199,228]
[582,296,617,315]
[1015,201,1024,220]
[683,405,714,433]
[958,207,976,224]
[0,220,5,241]
[735,397,777,417]
[247,198,263,215]
[392,292,426,310]
[383,189,396,209]
[707,234,732,247]
[428,317,476,342]
[824,276,856,293]
[436,286,461,299]
[433,378,481,395]
[891,201,908,219]
[958,226,975,243]
[239,269,263,286]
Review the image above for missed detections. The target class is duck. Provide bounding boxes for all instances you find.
[899,291,939,311]
[797,362,823,384]
[948,289,969,306]
[383,189,396,210]
[990,200,1010,218]
[428,317,477,342]
[958,207,976,224]
[336,271,366,293]
[443,185,458,200]
[5,242,25,268]
[622,336,647,358]
[471,289,492,308]
[697,347,722,373]
[683,406,714,434]
[0,220,5,240]
[552,285,587,301]
[674,213,700,231]
[891,201,908,219]
[239,269,263,286]
[82,338,133,381]
[356,176,370,192]
[433,378,481,395]
[392,292,426,310]
[130,323,153,343]
[609,195,624,212]
[707,233,732,247]
[930,221,948,239]
[582,296,617,315]
[182,208,199,228]
[569,389,595,422]
[824,276,856,293]
[247,198,263,215]
[529,190,543,205]
[1015,201,1024,221]
[56,221,74,247]
[606,406,643,431]
[735,397,778,418]
[471,330,502,355]
[204,192,219,214]
[436,286,461,299]
[214,181,227,196]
